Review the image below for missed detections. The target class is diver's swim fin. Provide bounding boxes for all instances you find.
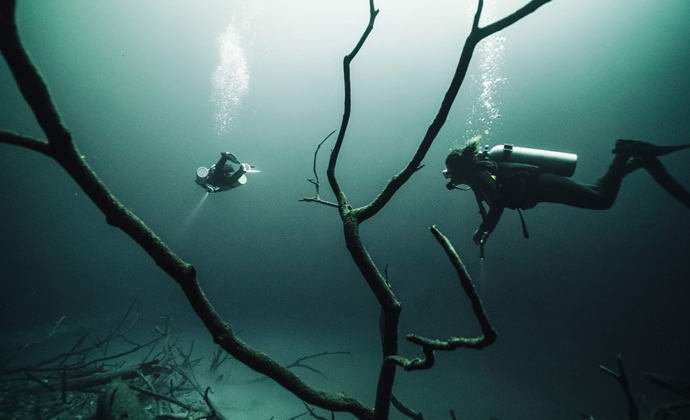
[640,157,690,209]
[613,140,690,157]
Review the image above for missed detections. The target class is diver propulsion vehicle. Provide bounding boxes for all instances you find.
[195,156,260,193]
[484,143,577,177]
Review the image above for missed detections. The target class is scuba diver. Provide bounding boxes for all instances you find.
[443,137,690,250]
[195,152,259,193]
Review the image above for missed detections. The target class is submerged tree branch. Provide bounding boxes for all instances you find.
[599,354,640,420]
[472,0,484,30]
[1,2,373,418]
[391,395,425,420]
[299,197,340,208]
[320,2,405,418]
[388,226,496,371]
[301,129,337,207]
[0,130,52,156]
[477,0,552,39]
[356,0,553,223]
[318,0,544,415]
[327,0,379,211]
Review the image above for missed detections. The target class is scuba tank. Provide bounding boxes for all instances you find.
[485,144,577,177]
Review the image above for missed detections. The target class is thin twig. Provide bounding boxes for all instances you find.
[304,402,329,420]
[599,354,639,420]
[299,197,340,208]
[286,351,352,380]
[129,384,194,412]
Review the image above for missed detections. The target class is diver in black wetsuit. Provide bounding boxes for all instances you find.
[195,152,256,193]
[443,138,690,246]
[208,152,242,187]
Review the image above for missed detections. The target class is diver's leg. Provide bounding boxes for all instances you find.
[529,173,609,209]
[582,152,632,209]
[531,153,630,210]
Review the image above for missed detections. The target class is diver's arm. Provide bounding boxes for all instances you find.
[472,171,505,242]
[214,154,229,169]
[478,205,504,236]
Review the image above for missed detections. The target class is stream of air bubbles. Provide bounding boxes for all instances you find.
[464,2,507,295]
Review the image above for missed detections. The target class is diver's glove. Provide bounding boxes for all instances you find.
[473,228,489,245]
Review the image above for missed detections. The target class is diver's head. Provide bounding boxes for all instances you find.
[444,136,481,187]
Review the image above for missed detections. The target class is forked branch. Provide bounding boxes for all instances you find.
[600,354,640,420]
[478,0,552,39]
[356,0,553,223]
[388,225,496,371]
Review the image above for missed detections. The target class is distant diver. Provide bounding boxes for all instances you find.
[195,152,260,193]
[443,138,690,250]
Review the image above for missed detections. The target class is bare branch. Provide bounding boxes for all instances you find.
[304,403,329,420]
[0,130,52,156]
[305,130,336,196]
[388,225,496,371]
[356,0,554,223]
[391,395,425,420]
[286,351,352,380]
[327,0,380,209]
[129,384,193,412]
[0,2,71,147]
[203,387,227,420]
[316,4,400,416]
[477,0,552,40]
[599,354,640,420]
[299,197,340,208]
[472,0,484,30]
[243,351,352,384]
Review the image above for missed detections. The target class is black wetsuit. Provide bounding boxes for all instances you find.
[471,153,630,235]
[208,155,238,187]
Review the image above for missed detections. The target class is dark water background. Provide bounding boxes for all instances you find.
[2,1,689,418]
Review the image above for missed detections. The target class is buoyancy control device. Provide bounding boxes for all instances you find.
[474,144,579,254]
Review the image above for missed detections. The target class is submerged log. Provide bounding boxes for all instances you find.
[28,361,169,394]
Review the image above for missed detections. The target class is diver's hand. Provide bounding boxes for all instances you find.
[473,229,488,245]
